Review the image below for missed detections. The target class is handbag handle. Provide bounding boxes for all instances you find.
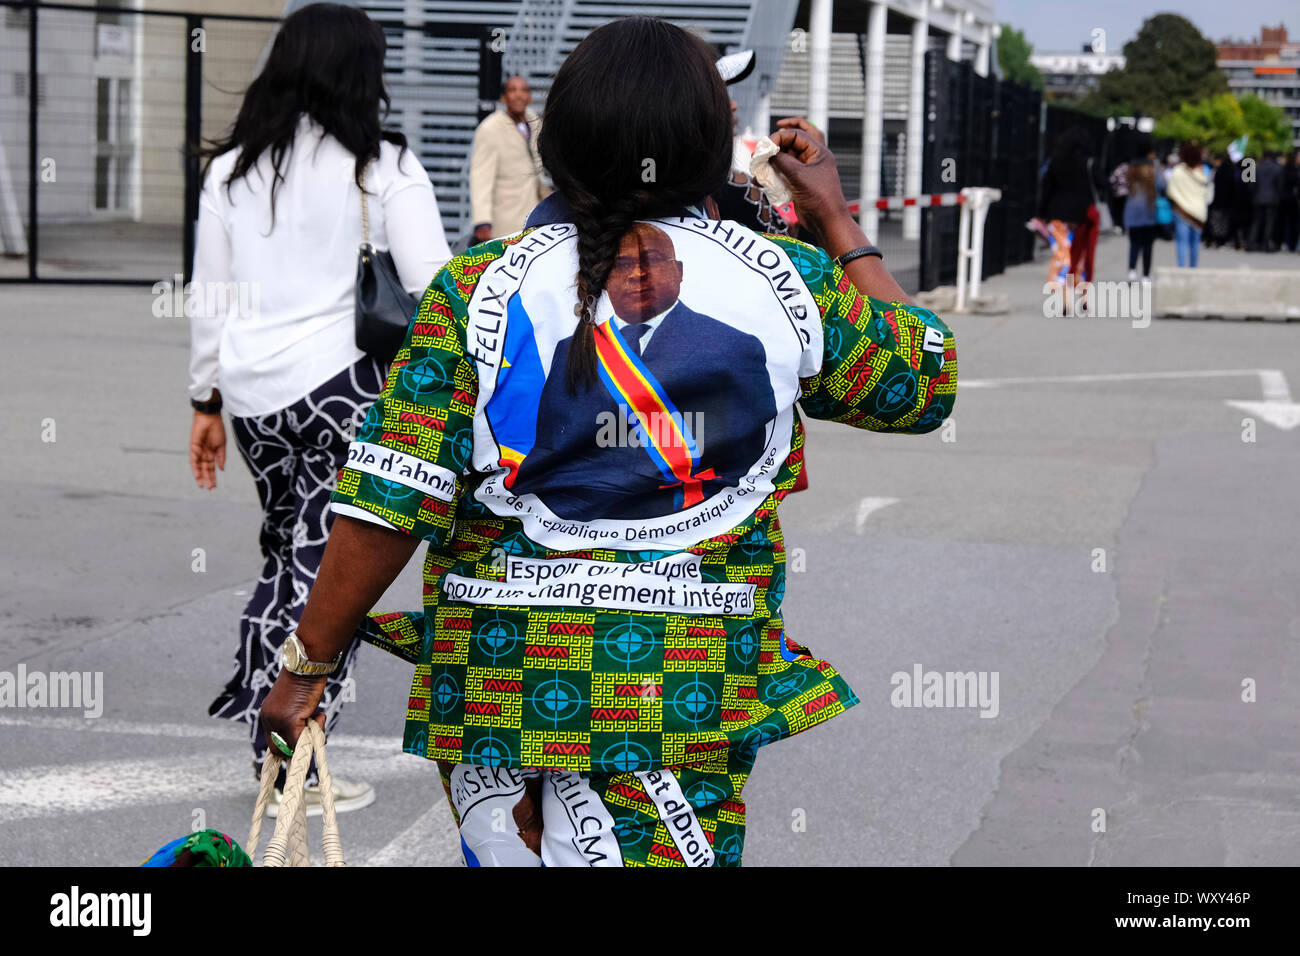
[246,721,346,867]
[360,161,372,250]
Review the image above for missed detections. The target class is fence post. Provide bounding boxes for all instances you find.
[477,29,502,123]
[27,0,38,279]
[954,187,1001,311]
[183,14,203,285]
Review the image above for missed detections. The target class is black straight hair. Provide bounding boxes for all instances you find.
[1052,126,1091,166]
[537,17,732,392]
[201,2,406,224]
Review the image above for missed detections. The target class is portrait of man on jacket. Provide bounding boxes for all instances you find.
[510,223,778,522]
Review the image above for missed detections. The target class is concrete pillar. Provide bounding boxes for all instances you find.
[946,23,962,62]
[403,0,424,145]
[755,87,772,142]
[975,24,991,77]
[903,6,928,239]
[859,0,886,239]
[808,0,833,133]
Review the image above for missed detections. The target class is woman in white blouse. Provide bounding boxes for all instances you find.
[187,2,450,814]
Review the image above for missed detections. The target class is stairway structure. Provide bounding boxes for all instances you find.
[358,0,796,242]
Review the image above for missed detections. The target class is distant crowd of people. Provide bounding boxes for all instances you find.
[1035,128,1298,296]
[1113,142,1298,278]
[1203,150,1297,254]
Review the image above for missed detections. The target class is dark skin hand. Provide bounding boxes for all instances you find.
[768,127,913,305]
[259,516,419,751]
[774,116,826,147]
[189,388,226,490]
[768,118,827,246]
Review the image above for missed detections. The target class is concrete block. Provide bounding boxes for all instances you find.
[1154,266,1300,320]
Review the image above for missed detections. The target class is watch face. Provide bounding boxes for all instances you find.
[282,637,302,670]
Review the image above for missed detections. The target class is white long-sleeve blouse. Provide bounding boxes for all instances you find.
[188,115,451,418]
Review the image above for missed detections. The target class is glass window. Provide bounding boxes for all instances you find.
[96,78,110,143]
[94,156,110,209]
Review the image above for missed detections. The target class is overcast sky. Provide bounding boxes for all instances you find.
[996,0,1294,55]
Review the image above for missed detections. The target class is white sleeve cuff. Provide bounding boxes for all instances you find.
[330,502,401,530]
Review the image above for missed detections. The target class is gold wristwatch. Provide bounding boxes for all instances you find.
[280,634,342,677]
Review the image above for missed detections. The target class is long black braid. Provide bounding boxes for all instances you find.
[565,189,638,392]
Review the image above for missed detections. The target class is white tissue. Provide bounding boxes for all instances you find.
[748,136,793,206]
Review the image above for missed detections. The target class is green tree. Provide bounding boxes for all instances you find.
[1154,92,1292,155]
[1154,93,1244,150]
[997,25,1043,91]
[1083,13,1228,118]
[1236,94,1293,153]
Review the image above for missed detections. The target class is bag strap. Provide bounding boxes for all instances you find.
[246,721,346,867]
[360,161,371,248]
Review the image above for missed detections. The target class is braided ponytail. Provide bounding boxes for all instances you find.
[565,190,637,393]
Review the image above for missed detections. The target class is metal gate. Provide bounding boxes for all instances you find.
[0,1,499,285]
[919,50,1045,292]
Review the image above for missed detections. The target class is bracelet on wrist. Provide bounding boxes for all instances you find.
[833,245,884,268]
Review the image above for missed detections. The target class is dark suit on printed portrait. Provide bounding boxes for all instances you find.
[514,300,777,522]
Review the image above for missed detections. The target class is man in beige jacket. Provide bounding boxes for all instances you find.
[470,76,550,242]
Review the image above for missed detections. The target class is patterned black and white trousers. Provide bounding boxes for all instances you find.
[209,356,386,780]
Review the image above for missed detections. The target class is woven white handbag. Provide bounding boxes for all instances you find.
[246,722,346,867]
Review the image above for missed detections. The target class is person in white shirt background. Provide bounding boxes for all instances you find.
[187,2,451,814]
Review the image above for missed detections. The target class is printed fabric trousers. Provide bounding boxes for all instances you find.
[1046,208,1099,288]
[209,356,386,781]
[1046,220,1074,287]
[437,749,755,867]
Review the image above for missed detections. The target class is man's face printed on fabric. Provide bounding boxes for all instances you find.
[606,223,684,324]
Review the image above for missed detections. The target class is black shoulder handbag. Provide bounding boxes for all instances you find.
[355,164,419,365]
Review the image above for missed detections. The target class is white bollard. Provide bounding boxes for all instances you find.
[954,187,1002,312]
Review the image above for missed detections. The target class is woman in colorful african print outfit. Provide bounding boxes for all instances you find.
[261,16,957,866]
[1039,127,1101,298]
[187,4,450,813]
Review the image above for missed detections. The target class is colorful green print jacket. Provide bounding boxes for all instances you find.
[330,214,957,773]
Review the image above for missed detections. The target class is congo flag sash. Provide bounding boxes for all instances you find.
[592,320,716,509]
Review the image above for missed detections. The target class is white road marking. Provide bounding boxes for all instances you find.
[0,749,432,823]
[856,497,900,533]
[960,368,1300,431]
[1227,369,1300,430]
[0,713,458,863]
[1256,369,1293,403]
[0,713,404,753]
[360,804,464,867]
[1224,401,1300,430]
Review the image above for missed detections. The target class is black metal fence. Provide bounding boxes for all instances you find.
[918,51,1108,292]
[0,0,499,285]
